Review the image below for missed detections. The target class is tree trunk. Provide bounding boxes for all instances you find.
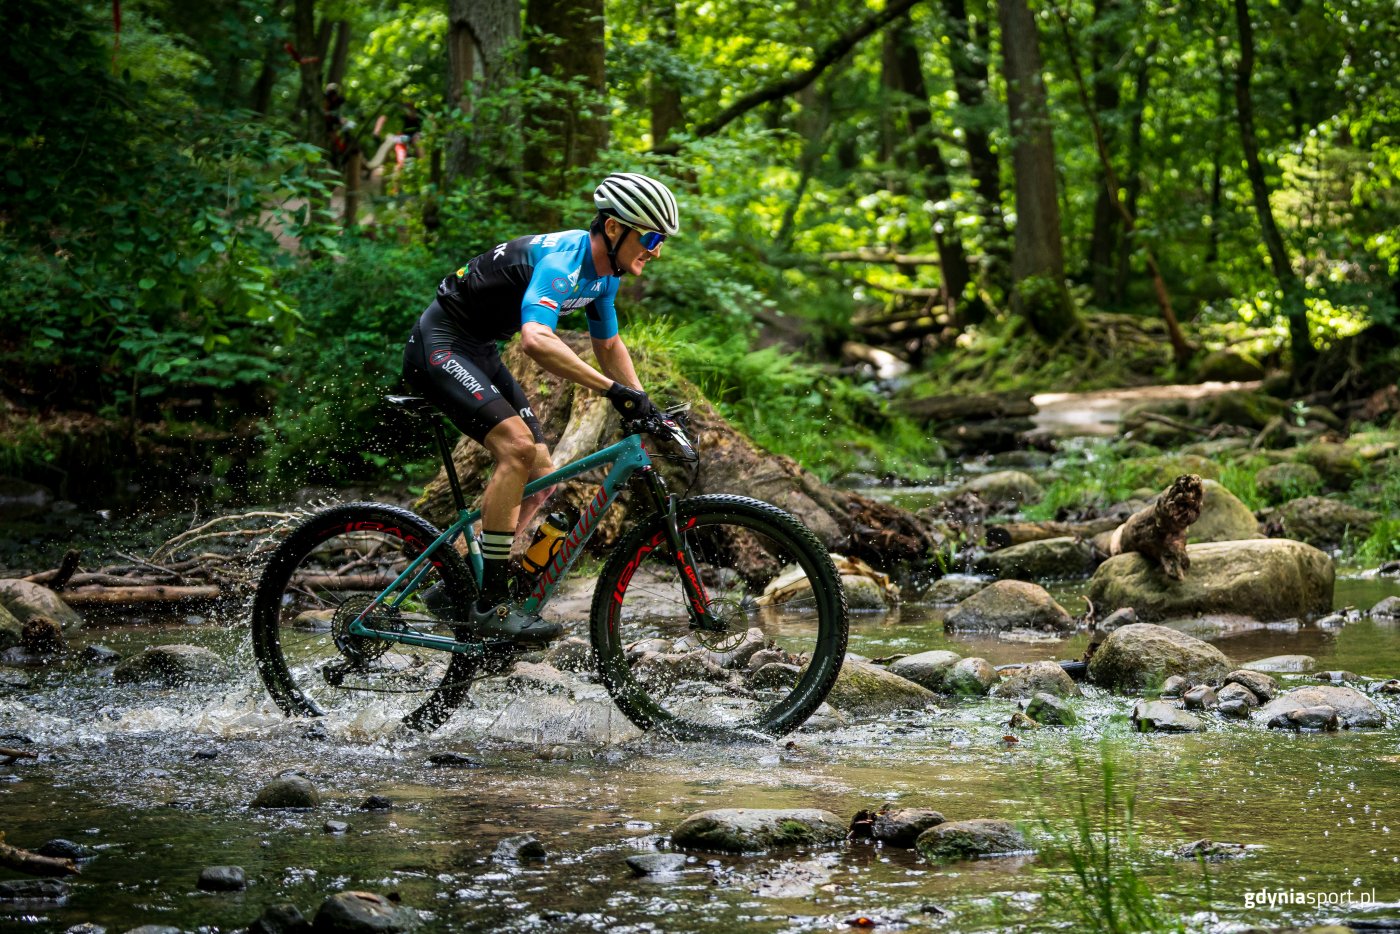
[1085,0,1124,308]
[292,0,328,149]
[249,38,279,115]
[1233,0,1315,379]
[447,0,521,183]
[524,0,608,226]
[649,0,684,148]
[1113,45,1152,302]
[326,20,351,87]
[998,0,1077,338]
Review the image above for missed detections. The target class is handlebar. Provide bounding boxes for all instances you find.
[623,403,698,463]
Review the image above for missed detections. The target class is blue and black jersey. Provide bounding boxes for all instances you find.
[435,230,620,341]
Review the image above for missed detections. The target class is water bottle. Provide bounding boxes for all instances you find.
[521,507,579,575]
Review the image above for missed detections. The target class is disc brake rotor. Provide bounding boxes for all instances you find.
[331,594,396,664]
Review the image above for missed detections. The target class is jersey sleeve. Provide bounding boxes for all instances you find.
[583,279,620,340]
[519,253,575,332]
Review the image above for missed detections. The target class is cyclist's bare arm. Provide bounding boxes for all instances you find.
[520,322,620,394]
[591,334,643,391]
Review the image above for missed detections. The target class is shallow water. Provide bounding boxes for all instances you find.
[5,565,1400,933]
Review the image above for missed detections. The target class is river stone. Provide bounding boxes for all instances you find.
[324,820,348,834]
[957,471,1044,509]
[1243,654,1315,673]
[493,834,546,861]
[0,580,83,632]
[1216,683,1259,708]
[426,751,483,769]
[252,775,320,809]
[927,576,988,605]
[1224,669,1277,702]
[1258,685,1385,729]
[1371,596,1400,618]
[1161,675,1188,696]
[823,659,936,717]
[913,819,1029,862]
[843,574,891,611]
[1132,700,1207,733]
[312,891,405,934]
[675,627,767,667]
[671,808,846,853]
[1297,441,1365,488]
[1086,539,1333,623]
[543,637,593,672]
[198,865,246,891]
[113,644,228,686]
[0,878,68,903]
[945,580,1074,633]
[750,662,800,689]
[1218,697,1253,719]
[974,537,1098,582]
[249,903,310,934]
[869,808,946,847]
[81,644,121,666]
[1188,480,1262,543]
[1278,497,1378,548]
[1176,839,1250,860]
[1099,607,1138,632]
[0,603,21,652]
[887,650,962,692]
[1182,685,1218,710]
[626,853,688,876]
[1269,705,1341,731]
[992,661,1080,699]
[1024,692,1077,726]
[1088,624,1230,692]
[1255,462,1322,504]
[38,839,95,860]
[944,657,998,696]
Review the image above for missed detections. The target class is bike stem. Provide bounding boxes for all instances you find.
[638,467,723,633]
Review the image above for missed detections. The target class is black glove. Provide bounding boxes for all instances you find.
[606,382,659,420]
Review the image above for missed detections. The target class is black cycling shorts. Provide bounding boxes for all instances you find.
[402,300,545,445]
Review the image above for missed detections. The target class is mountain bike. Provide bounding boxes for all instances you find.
[250,395,848,738]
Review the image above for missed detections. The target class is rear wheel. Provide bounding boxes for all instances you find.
[250,503,478,731]
[590,495,847,739]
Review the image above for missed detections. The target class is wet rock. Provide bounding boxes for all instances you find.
[0,603,21,651]
[1161,675,1188,697]
[312,891,407,934]
[1098,607,1138,632]
[1370,679,1400,694]
[505,661,570,695]
[1371,596,1400,619]
[1188,480,1263,543]
[914,819,1029,862]
[543,637,593,672]
[0,878,68,904]
[749,662,800,690]
[38,839,95,860]
[1243,654,1315,673]
[1132,700,1206,733]
[840,574,889,611]
[1217,697,1253,719]
[671,808,846,853]
[198,865,247,891]
[248,902,311,934]
[887,650,962,692]
[945,580,1075,633]
[252,775,320,809]
[863,808,947,847]
[1224,669,1277,702]
[21,616,64,654]
[944,657,998,697]
[1182,685,1218,710]
[974,537,1098,582]
[0,579,84,632]
[492,834,546,861]
[486,693,643,746]
[625,637,673,658]
[1216,683,1259,708]
[746,648,797,671]
[927,576,987,605]
[1259,686,1384,729]
[1024,692,1077,726]
[426,751,483,769]
[123,927,182,934]
[80,644,120,666]
[1268,705,1341,731]
[1176,839,1250,860]
[823,659,936,717]
[675,627,768,667]
[324,821,348,834]
[359,795,392,811]
[1088,624,1231,692]
[1087,539,1333,623]
[64,924,106,934]
[626,853,688,876]
[113,644,228,686]
[1009,711,1040,729]
[956,471,1044,510]
[992,661,1080,700]
[1255,462,1322,505]
[1278,497,1378,549]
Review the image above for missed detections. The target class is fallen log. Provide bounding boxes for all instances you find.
[58,585,222,607]
[1092,474,1204,580]
[0,747,37,761]
[0,835,79,877]
[894,391,1037,423]
[985,516,1123,550]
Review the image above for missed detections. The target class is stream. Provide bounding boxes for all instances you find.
[5,383,1400,933]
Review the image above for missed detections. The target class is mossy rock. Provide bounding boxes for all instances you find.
[1120,454,1221,485]
[1193,390,1290,430]
[1296,442,1365,489]
[1194,349,1266,382]
[914,819,1029,862]
[1255,462,1323,504]
[671,808,846,853]
[823,659,937,717]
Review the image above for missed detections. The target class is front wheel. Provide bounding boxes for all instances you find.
[590,495,848,739]
[250,503,478,731]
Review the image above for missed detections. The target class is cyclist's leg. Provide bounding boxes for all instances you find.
[480,355,555,533]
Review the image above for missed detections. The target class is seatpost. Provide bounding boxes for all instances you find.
[430,418,467,513]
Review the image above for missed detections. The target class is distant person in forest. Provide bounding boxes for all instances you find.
[400,172,679,645]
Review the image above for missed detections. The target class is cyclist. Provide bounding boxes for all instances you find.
[401,172,679,645]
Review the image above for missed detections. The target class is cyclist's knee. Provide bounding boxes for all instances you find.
[491,431,538,471]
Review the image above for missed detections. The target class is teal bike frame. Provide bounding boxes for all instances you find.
[342,430,702,657]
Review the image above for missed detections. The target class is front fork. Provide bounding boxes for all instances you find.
[637,467,723,632]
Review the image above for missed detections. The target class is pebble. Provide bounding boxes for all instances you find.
[324,820,349,834]
[626,853,688,876]
[197,865,247,892]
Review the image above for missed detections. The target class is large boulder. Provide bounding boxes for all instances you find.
[113,645,228,686]
[992,661,1081,699]
[671,808,846,853]
[887,650,962,692]
[1088,623,1231,692]
[945,581,1075,633]
[914,819,1029,862]
[1086,539,1333,623]
[0,603,21,652]
[926,576,988,605]
[312,891,407,934]
[956,471,1044,510]
[974,538,1098,581]
[0,580,84,632]
[1277,497,1378,549]
[1188,480,1262,543]
[823,659,937,717]
[1257,686,1385,729]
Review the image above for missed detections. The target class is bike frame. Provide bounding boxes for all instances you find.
[344,431,712,656]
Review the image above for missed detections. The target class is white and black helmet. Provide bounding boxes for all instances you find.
[594,172,680,236]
